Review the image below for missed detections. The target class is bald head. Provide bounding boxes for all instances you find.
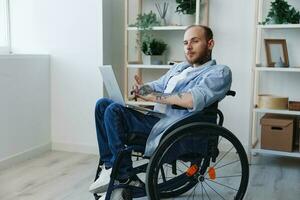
[185,25,213,42]
[183,25,215,66]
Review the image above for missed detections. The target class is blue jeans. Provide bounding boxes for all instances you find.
[95,98,160,179]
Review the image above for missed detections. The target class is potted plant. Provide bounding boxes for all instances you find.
[261,0,300,24]
[130,11,161,50]
[131,11,168,64]
[131,11,161,30]
[142,38,167,65]
[175,0,196,25]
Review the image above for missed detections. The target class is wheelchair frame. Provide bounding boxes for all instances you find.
[92,91,249,200]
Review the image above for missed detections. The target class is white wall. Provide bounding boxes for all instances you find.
[0,55,50,167]
[8,0,290,154]
[10,0,106,154]
[209,0,256,146]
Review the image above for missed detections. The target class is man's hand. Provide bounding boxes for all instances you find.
[131,74,152,101]
[133,74,143,92]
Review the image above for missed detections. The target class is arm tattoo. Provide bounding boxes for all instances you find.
[139,85,153,96]
[177,92,183,99]
[155,92,185,102]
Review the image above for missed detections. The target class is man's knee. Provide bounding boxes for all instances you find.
[104,103,126,120]
[95,98,113,113]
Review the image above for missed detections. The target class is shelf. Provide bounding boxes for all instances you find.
[127,26,188,31]
[126,100,155,106]
[127,64,172,69]
[258,24,300,29]
[252,148,300,158]
[255,67,300,72]
[254,108,300,115]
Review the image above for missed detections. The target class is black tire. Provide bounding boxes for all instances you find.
[146,122,249,200]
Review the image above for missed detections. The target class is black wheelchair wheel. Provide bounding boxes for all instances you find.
[146,122,249,200]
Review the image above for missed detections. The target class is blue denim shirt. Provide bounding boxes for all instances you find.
[144,60,232,157]
[147,59,232,117]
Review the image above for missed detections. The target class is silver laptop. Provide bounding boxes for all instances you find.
[98,65,165,117]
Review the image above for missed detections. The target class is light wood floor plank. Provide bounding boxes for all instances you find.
[0,151,300,200]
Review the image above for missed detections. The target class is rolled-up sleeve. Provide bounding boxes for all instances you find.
[188,66,232,112]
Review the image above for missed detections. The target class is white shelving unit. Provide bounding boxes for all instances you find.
[255,66,300,72]
[249,0,300,161]
[258,24,300,29]
[124,0,209,104]
[254,108,300,116]
[127,64,172,69]
[127,26,188,31]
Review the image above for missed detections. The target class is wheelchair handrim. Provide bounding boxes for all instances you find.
[146,122,249,200]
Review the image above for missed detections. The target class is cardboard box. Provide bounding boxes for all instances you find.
[261,114,294,152]
[289,101,300,111]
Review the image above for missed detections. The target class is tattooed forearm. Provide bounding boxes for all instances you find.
[138,85,153,96]
[155,92,184,102]
[177,92,183,99]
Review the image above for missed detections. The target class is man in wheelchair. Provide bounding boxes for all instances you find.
[89,25,233,199]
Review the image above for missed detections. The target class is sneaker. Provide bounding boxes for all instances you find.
[110,188,126,200]
[110,187,135,200]
[104,178,143,200]
[89,166,112,193]
[97,192,106,200]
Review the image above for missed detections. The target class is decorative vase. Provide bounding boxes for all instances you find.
[161,17,167,26]
[142,54,165,65]
[179,14,195,26]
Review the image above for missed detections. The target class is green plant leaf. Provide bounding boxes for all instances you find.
[175,0,196,15]
[262,0,300,24]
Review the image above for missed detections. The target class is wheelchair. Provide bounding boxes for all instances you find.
[92,90,249,200]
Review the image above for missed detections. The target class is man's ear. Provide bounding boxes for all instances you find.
[208,39,214,50]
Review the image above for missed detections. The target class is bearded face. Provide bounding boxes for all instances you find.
[183,27,214,66]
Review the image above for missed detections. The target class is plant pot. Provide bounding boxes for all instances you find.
[179,14,195,26]
[142,54,165,65]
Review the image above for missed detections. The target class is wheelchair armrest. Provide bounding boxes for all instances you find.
[171,105,187,110]
[226,90,236,97]
[171,90,235,110]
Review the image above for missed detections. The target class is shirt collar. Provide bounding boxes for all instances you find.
[179,59,216,72]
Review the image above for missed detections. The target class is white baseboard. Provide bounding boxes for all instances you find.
[0,143,51,170]
[51,142,99,155]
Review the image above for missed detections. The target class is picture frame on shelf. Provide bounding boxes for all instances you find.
[264,39,289,67]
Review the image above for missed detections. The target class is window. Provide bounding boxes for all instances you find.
[0,0,10,54]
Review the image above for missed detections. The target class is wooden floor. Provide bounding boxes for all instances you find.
[0,150,300,200]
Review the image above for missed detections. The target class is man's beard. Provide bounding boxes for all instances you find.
[185,49,211,65]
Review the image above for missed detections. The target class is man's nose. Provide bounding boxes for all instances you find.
[187,42,192,50]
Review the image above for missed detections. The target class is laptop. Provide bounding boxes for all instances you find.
[98,65,165,117]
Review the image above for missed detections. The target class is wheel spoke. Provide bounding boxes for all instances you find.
[214,159,240,170]
[179,160,189,168]
[205,178,238,191]
[218,136,223,145]
[187,182,198,200]
[202,181,212,200]
[205,146,234,176]
[201,182,204,200]
[204,180,226,200]
[216,174,241,179]
[163,164,185,174]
